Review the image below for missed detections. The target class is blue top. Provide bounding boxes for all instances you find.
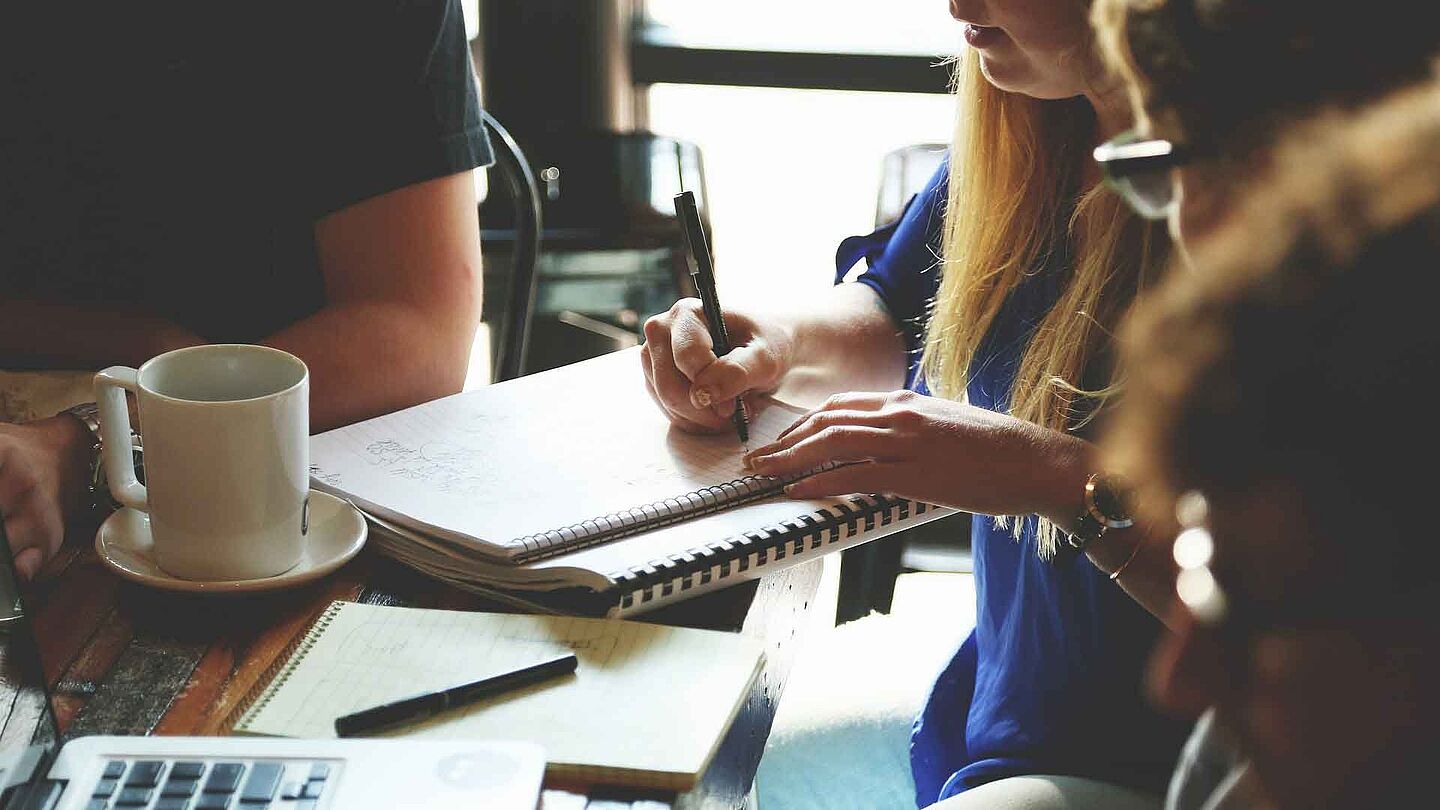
[837,162,1187,805]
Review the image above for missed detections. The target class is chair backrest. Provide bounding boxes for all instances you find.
[875,143,947,227]
[480,111,543,383]
[476,129,707,378]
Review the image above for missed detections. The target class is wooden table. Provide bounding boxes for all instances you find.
[6,538,825,810]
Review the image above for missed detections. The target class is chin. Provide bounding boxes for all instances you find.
[976,55,1083,101]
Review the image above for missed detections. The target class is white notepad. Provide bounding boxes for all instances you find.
[309,349,830,565]
[231,601,764,790]
[307,348,955,616]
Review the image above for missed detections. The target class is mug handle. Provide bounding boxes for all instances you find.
[94,367,146,511]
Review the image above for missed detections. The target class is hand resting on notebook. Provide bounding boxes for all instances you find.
[743,390,1093,525]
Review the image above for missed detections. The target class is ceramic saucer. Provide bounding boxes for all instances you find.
[95,490,367,594]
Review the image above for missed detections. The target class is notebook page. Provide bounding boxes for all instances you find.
[235,602,763,788]
[310,348,808,558]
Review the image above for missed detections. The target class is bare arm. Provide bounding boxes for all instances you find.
[270,170,481,431]
[641,281,907,432]
[0,171,481,576]
[1080,523,1179,627]
[0,302,203,370]
[742,390,1180,624]
[0,170,481,433]
[760,281,909,405]
[1036,441,1179,624]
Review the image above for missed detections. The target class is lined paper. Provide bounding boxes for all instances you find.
[234,602,763,789]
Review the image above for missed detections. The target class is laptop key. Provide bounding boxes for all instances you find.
[17,780,63,808]
[162,778,199,797]
[125,760,165,788]
[203,763,246,794]
[155,799,190,810]
[302,780,325,799]
[307,763,330,781]
[86,800,109,810]
[196,794,233,810]
[92,777,119,797]
[171,761,206,780]
[103,761,127,780]
[281,780,304,799]
[116,786,154,805]
[239,762,283,803]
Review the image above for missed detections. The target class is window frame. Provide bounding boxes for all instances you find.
[630,6,953,95]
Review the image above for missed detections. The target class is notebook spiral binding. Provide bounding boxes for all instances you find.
[510,466,837,564]
[228,600,347,732]
[609,494,931,611]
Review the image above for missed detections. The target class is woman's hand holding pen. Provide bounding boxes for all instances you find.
[743,390,1091,521]
[640,298,794,434]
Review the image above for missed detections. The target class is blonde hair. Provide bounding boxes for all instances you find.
[921,50,1166,558]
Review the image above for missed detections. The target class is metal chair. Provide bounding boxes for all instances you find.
[480,111,544,383]
[478,130,707,378]
[874,142,947,225]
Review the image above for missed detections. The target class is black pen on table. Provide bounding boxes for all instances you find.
[674,190,750,444]
[334,651,578,737]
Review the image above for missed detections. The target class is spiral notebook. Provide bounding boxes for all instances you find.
[229,601,764,790]
[309,348,955,615]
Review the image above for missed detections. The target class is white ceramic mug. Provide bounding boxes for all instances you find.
[96,344,310,581]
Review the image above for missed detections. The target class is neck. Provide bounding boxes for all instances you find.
[1082,79,1133,188]
[1086,84,1132,142]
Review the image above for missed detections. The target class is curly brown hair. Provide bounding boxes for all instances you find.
[1106,81,1440,563]
[1093,0,1440,158]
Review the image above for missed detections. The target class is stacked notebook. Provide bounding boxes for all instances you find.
[309,348,954,616]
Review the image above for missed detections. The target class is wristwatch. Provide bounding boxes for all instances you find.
[1066,472,1134,550]
[62,401,143,516]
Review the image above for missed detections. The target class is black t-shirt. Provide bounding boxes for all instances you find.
[0,0,493,343]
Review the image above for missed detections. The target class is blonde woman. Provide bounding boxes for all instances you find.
[642,1,1185,806]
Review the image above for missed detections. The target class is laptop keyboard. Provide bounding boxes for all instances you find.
[85,758,333,810]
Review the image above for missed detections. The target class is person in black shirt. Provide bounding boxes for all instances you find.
[0,0,493,579]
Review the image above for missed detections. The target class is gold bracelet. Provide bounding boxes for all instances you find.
[1108,538,1144,582]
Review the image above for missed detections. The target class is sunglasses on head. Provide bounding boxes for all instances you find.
[1093,130,1195,221]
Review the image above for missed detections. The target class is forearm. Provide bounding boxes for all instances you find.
[1084,525,1179,626]
[1035,438,1179,623]
[265,296,478,433]
[746,283,907,404]
[295,170,481,431]
[0,300,202,370]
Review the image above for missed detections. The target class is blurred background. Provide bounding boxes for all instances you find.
[463,0,958,384]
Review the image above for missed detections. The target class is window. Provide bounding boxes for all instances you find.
[642,2,959,300]
[644,0,959,57]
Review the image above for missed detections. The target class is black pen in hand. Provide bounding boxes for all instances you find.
[674,190,750,444]
[334,651,578,737]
